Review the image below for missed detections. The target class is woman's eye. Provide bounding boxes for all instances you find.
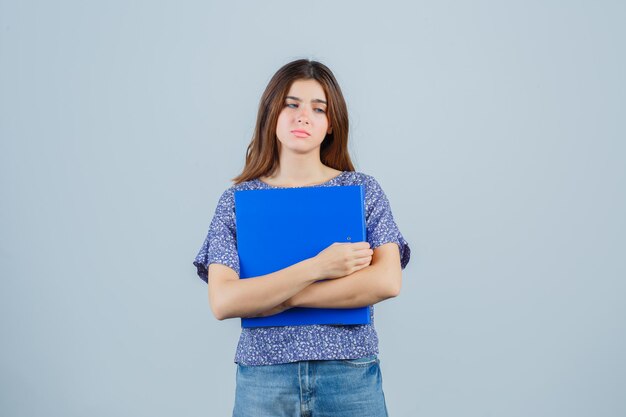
[284,103,325,113]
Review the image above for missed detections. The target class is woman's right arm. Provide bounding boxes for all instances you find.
[208,242,373,320]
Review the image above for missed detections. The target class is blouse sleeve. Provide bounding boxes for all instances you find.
[364,175,411,269]
[193,188,240,283]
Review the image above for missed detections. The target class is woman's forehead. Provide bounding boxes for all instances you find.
[287,79,327,101]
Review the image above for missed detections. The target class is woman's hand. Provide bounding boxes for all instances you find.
[311,241,373,280]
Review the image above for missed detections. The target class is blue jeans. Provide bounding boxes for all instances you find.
[232,354,388,417]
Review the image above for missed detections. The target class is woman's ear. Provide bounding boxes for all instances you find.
[327,126,333,134]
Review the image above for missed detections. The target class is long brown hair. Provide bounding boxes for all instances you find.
[231,59,355,184]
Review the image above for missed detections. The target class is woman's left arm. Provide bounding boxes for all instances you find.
[287,242,402,309]
[280,177,408,310]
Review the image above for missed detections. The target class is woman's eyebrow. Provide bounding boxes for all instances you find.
[285,95,327,105]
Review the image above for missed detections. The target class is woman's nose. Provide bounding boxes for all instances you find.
[297,107,310,124]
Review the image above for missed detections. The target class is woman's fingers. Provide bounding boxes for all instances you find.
[351,250,373,268]
[346,245,373,271]
[315,242,374,279]
[330,241,370,250]
[350,241,371,250]
[352,248,374,261]
[356,247,374,256]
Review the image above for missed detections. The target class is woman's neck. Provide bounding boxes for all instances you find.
[261,155,341,188]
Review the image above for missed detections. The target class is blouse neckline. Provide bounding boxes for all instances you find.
[254,171,348,189]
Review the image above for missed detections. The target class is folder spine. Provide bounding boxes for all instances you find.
[359,185,366,243]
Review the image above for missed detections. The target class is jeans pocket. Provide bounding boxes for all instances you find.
[338,354,379,367]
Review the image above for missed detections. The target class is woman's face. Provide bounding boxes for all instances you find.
[275,79,332,156]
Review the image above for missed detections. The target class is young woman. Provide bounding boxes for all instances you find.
[193,59,410,417]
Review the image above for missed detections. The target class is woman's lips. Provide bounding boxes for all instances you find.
[291,130,310,138]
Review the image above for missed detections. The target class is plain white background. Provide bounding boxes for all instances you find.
[1,1,624,416]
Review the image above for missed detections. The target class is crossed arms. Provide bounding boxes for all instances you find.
[207,242,402,321]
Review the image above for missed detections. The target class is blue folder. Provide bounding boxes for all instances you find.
[234,185,370,328]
